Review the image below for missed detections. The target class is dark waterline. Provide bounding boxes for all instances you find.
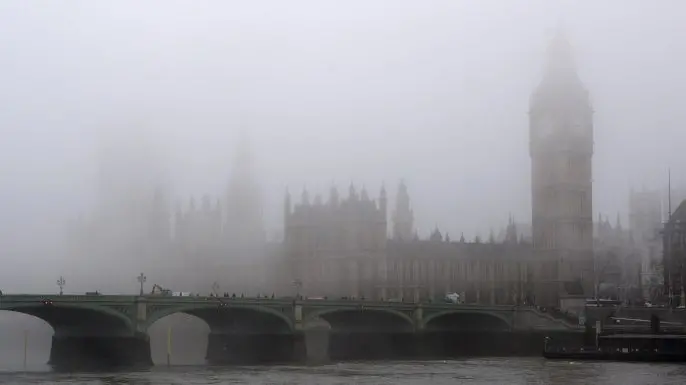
[1,359,686,384]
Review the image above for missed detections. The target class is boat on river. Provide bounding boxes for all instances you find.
[543,334,686,362]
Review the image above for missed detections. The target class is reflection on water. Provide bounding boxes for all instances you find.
[1,359,685,384]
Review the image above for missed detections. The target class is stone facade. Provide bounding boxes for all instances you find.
[283,185,388,299]
[284,182,533,304]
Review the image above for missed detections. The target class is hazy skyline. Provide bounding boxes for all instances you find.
[1,1,685,288]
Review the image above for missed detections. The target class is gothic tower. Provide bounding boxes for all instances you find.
[392,181,414,241]
[222,134,266,293]
[529,32,594,306]
[224,134,265,246]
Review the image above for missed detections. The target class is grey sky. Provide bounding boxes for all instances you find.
[0,1,685,285]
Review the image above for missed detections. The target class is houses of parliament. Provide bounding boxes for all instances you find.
[69,33,666,309]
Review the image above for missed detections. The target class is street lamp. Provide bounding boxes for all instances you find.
[137,273,147,296]
[56,276,65,295]
[293,279,302,299]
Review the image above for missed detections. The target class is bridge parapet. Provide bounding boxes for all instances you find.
[0,294,139,337]
[0,295,583,335]
[513,308,581,331]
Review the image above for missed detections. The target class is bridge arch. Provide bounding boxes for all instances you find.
[143,303,294,333]
[305,307,415,332]
[1,302,134,336]
[422,310,511,332]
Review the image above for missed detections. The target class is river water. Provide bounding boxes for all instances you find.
[0,359,685,384]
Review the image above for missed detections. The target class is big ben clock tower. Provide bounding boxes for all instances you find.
[529,33,594,307]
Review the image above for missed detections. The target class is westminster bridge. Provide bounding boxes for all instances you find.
[2,293,676,367]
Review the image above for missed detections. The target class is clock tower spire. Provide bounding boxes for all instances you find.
[529,32,594,307]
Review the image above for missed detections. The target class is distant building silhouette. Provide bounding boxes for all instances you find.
[662,199,686,306]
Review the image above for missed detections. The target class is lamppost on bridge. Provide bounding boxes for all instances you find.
[137,273,147,296]
[56,276,65,295]
[293,279,302,299]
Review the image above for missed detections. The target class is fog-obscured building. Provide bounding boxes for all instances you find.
[629,188,664,300]
[662,199,686,306]
[282,182,532,303]
[283,185,388,299]
[64,33,648,308]
[528,31,595,306]
[593,213,642,301]
[168,138,271,295]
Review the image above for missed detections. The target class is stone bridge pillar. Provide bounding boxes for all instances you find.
[49,298,151,369]
[413,305,429,357]
[296,318,330,364]
[293,305,330,363]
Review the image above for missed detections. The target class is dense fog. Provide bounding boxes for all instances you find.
[0,0,685,367]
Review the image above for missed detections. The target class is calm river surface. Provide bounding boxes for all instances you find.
[0,359,685,384]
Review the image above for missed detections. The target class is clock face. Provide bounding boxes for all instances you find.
[537,116,555,138]
[570,116,585,134]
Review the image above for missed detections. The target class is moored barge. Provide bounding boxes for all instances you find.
[543,334,686,362]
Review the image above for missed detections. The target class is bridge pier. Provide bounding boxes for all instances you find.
[299,327,330,364]
[49,333,152,369]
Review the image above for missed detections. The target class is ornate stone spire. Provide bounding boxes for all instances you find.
[430,226,443,242]
[392,180,414,241]
[531,29,589,112]
[301,187,310,206]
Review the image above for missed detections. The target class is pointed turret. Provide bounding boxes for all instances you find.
[392,180,414,241]
[530,29,590,124]
[430,226,443,242]
[379,184,387,217]
[459,232,465,243]
[505,214,518,244]
[348,182,358,201]
[301,187,310,206]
